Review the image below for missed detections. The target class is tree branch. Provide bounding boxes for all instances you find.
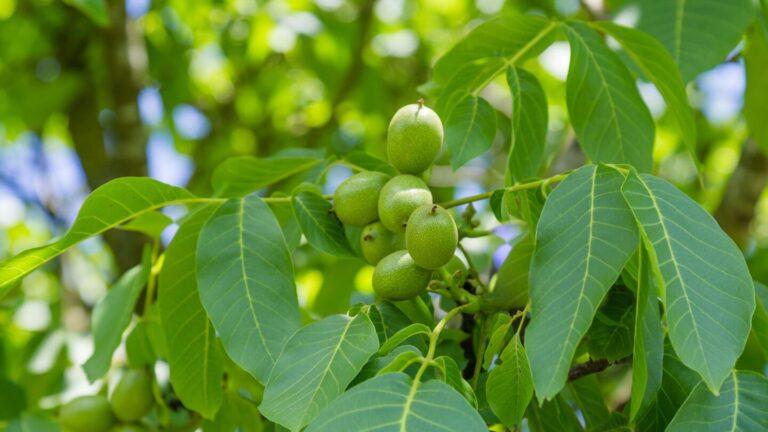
[714,139,768,249]
[568,356,630,382]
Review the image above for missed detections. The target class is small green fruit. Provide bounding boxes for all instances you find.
[373,250,431,300]
[333,171,390,226]
[360,222,405,265]
[60,395,115,432]
[110,425,146,432]
[110,369,154,422]
[378,175,433,232]
[405,204,458,269]
[387,102,443,174]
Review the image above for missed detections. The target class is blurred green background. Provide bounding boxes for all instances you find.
[0,0,766,423]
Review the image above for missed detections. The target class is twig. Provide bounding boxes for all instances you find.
[568,356,630,381]
[438,172,570,209]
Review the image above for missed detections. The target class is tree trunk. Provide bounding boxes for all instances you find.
[67,0,149,273]
[714,139,768,249]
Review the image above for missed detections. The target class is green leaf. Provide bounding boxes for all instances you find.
[666,371,768,432]
[435,58,507,116]
[306,373,486,432]
[484,234,533,311]
[486,334,533,428]
[0,178,195,297]
[489,189,508,222]
[586,286,635,361]
[204,391,263,432]
[592,21,697,161]
[197,195,300,382]
[629,247,664,420]
[526,395,582,432]
[433,356,476,406]
[370,302,426,351]
[125,320,156,368]
[568,375,610,429]
[260,313,379,431]
[118,210,173,238]
[745,24,768,153]
[563,22,655,172]
[356,345,422,384]
[342,151,398,176]
[292,190,354,256]
[527,165,639,400]
[6,413,59,432]
[0,379,26,420]
[159,205,223,419]
[432,12,556,86]
[637,0,754,82]
[482,314,513,369]
[378,350,423,375]
[83,257,150,381]
[445,95,497,170]
[621,170,755,392]
[270,194,302,251]
[63,0,108,26]
[378,323,431,355]
[211,155,322,197]
[753,282,768,357]
[636,347,700,432]
[506,67,548,183]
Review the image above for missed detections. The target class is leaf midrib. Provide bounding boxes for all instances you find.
[300,317,356,428]
[237,198,275,364]
[636,175,711,383]
[544,165,597,396]
[565,25,627,163]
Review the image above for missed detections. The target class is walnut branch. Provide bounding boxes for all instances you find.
[568,356,631,382]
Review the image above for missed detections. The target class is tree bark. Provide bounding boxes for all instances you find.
[714,139,768,249]
[66,0,149,272]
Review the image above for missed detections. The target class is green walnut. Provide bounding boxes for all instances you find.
[110,425,146,432]
[405,204,458,269]
[378,175,433,232]
[109,369,154,422]
[59,395,115,432]
[387,101,443,174]
[372,250,431,300]
[333,171,390,226]
[360,222,405,265]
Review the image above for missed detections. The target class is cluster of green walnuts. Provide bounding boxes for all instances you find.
[334,101,464,302]
[58,369,154,432]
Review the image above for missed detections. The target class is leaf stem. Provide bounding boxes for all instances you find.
[143,239,161,314]
[438,172,571,209]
